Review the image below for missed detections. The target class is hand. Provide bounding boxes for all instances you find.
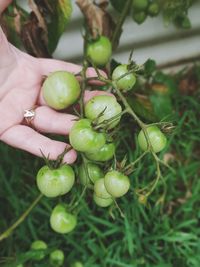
[0,27,107,163]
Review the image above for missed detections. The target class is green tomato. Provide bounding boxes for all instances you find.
[85,95,122,129]
[71,262,84,267]
[42,71,80,110]
[93,193,113,207]
[133,0,148,11]
[31,240,47,261]
[36,165,75,198]
[148,3,160,17]
[86,36,112,66]
[16,265,23,267]
[78,162,103,185]
[69,119,106,152]
[138,125,167,153]
[94,178,112,199]
[132,11,147,24]
[85,143,115,162]
[50,249,65,266]
[50,204,77,234]
[112,64,136,91]
[104,170,130,198]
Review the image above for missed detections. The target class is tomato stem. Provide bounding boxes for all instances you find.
[111,0,133,50]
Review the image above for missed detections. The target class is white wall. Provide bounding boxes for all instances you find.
[19,0,200,67]
[53,1,200,67]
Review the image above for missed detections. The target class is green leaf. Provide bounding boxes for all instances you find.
[110,0,129,12]
[153,71,177,95]
[2,4,28,48]
[144,59,156,77]
[128,95,157,122]
[47,0,72,53]
[110,58,121,73]
[150,93,173,121]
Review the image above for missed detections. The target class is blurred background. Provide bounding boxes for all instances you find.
[19,0,200,67]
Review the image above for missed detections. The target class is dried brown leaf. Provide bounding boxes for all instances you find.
[178,68,198,95]
[76,0,115,39]
[21,15,50,57]
[21,0,50,57]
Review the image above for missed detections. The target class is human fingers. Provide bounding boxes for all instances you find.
[0,0,12,14]
[38,88,112,106]
[0,125,77,164]
[32,106,77,135]
[37,58,106,79]
[83,90,114,103]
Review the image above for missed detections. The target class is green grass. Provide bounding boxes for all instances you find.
[0,68,200,267]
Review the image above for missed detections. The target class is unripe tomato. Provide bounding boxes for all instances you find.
[42,71,81,110]
[86,36,112,66]
[50,249,65,266]
[132,11,147,24]
[50,204,77,234]
[132,0,148,11]
[85,143,115,162]
[71,262,84,267]
[36,165,75,198]
[93,193,113,207]
[69,119,106,152]
[85,95,122,129]
[112,64,136,91]
[94,178,112,199]
[78,162,103,185]
[148,3,160,17]
[104,170,130,198]
[30,240,47,261]
[138,125,167,153]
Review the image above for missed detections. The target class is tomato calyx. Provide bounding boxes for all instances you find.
[40,146,72,170]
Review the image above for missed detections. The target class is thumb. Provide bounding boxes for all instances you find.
[0,0,12,14]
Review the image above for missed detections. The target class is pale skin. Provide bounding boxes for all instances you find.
[0,1,108,163]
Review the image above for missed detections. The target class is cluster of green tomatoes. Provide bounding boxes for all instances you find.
[17,240,83,267]
[35,35,167,237]
[132,0,160,24]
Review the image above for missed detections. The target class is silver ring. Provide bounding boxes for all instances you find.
[23,107,36,125]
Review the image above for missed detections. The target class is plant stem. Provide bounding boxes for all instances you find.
[112,82,146,129]
[123,151,148,172]
[111,0,133,49]
[146,153,161,196]
[79,60,88,118]
[0,194,43,242]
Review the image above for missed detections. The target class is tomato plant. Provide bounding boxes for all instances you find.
[36,165,75,198]
[138,125,167,153]
[148,2,160,17]
[30,240,47,261]
[93,193,113,208]
[71,262,84,267]
[3,0,192,264]
[94,178,112,199]
[42,71,81,110]
[86,36,112,66]
[50,204,77,234]
[85,143,115,162]
[132,11,147,24]
[78,162,103,185]
[132,0,149,11]
[112,64,137,91]
[50,249,65,266]
[85,95,122,129]
[104,171,130,198]
[69,119,106,152]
